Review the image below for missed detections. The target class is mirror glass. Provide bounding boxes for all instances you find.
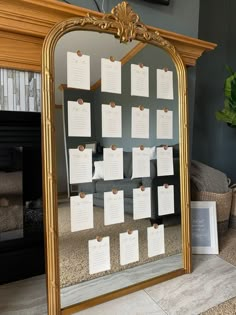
[54,30,182,308]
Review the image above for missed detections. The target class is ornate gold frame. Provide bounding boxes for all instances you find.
[42,2,191,314]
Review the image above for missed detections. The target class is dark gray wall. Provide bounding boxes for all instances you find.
[193,0,236,182]
[55,108,68,193]
[59,0,199,38]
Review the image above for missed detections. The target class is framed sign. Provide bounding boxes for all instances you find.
[191,201,219,254]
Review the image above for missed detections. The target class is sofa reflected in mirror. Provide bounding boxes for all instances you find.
[76,144,181,223]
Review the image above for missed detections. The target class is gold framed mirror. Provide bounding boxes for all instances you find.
[42,2,191,314]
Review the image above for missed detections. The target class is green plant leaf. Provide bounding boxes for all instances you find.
[224,99,230,110]
[226,65,234,75]
[216,66,236,126]
[224,74,234,98]
[230,79,236,103]
[232,115,236,126]
[216,110,233,124]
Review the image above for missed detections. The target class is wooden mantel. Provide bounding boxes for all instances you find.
[0,0,216,72]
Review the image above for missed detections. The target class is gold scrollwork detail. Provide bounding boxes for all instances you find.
[107,1,141,42]
[153,31,175,53]
[59,1,174,52]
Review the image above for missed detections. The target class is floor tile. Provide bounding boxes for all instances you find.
[61,254,182,308]
[74,290,166,315]
[145,255,236,315]
[61,272,133,308]
[0,275,47,315]
[124,254,182,284]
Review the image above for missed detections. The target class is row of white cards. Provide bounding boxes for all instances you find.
[70,187,174,232]
[89,226,165,275]
[69,146,174,184]
[68,102,173,139]
[67,52,174,99]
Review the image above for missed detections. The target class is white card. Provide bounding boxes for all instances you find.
[156,69,174,100]
[131,64,149,97]
[133,187,151,220]
[103,147,123,180]
[156,146,174,176]
[67,101,91,137]
[88,236,111,274]
[119,230,139,266]
[147,224,165,257]
[156,109,173,139]
[102,104,122,138]
[69,148,92,184]
[70,194,93,232]
[104,190,124,225]
[157,185,175,215]
[131,107,149,139]
[67,52,90,90]
[132,147,150,179]
[101,58,121,94]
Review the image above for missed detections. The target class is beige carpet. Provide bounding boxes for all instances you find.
[58,203,182,288]
[201,229,236,315]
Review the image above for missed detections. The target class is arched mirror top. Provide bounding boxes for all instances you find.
[43,1,186,80]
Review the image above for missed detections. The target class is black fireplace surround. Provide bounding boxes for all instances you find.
[0,111,45,284]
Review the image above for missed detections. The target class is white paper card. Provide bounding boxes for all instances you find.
[158,185,175,215]
[131,64,149,97]
[88,236,111,274]
[68,101,91,137]
[156,69,174,100]
[132,147,150,179]
[120,230,139,265]
[156,109,173,139]
[102,104,122,138]
[104,190,124,225]
[70,194,93,232]
[69,148,92,184]
[131,107,149,139]
[67,52,90,90]
[156,146,174,176]
[133,187,151,220]
[147,224,165,257]
[101,58,121,94]
[103,148,123,180]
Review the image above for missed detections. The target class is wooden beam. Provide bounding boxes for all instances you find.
[0,0,216,71]
[0,30,43,72]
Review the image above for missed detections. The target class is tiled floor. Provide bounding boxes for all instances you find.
[1,255,236,315]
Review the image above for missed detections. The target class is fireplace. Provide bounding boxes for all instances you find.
[0,147,23,242]
[0,111,45,284]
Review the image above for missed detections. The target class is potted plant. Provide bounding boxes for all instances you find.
[216,66,236,127]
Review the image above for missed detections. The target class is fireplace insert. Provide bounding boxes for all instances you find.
[0,111,45,284]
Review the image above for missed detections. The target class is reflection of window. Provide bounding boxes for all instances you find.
[0,147,23,241]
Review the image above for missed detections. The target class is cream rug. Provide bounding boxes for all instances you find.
[58,203,182,288]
